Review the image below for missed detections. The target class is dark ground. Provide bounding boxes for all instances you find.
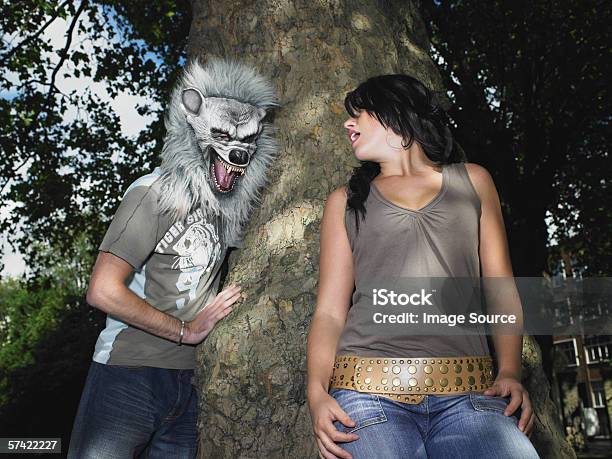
[575,439,612,459]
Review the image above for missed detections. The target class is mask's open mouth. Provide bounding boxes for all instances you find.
[211,154,246,193]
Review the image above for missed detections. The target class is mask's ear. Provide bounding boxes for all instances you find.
[182,88,203,115]
[256,107,267,122]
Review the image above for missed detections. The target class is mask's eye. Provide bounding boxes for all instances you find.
[242,134,258,143]
[211,129,231,141]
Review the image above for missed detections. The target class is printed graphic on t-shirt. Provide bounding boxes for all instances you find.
[172,221,219,270]
[155,208,222,309]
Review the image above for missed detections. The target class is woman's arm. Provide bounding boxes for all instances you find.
[466,163,522,380]
[307,186,361,459]
[466,163,535,437]
[307,186,355,396]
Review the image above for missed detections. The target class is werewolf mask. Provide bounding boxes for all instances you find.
[181,90,265,192]
[158,59,279,247]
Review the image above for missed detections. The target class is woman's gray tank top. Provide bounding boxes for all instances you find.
[336,162,491,358]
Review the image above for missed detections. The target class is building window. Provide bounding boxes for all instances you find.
[591,380,606,408]
[555,339,579,366]
[584,335,611,364]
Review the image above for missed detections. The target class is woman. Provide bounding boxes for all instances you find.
[306,74,539,459]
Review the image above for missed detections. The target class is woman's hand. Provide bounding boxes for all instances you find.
[182,284,241,344]
[483,374,535,437]
[308,388,360,459]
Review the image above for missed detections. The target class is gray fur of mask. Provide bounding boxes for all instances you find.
[158,58,279,247]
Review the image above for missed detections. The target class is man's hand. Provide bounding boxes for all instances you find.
[483,375,535,437]
[182,284,242,344]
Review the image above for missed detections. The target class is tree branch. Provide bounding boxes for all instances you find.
[44,0,88,110]
[0,153,30,195]
[0,0,73,67]
[5,1,96,199]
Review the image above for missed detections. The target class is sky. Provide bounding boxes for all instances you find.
[1,5,159,279]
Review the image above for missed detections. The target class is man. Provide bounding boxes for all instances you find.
[67,59,279,458]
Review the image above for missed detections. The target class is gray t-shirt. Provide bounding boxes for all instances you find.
[336,162,491,358]
[92,167,240,369]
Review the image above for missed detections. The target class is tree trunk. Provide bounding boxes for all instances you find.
[187,1,574,457]
[522,335,577,458]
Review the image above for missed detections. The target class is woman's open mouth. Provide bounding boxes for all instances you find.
[349,129,360,145]
[211,154,245,193]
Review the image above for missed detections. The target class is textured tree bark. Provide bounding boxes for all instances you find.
[187,1,574,457]
[522,335,577,458]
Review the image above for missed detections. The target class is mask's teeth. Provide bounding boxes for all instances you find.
[219,158,245,175]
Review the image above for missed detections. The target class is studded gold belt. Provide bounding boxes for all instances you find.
[329,354,496,405]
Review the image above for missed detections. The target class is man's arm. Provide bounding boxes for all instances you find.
[86,251,241,345]
[86,251,184,343]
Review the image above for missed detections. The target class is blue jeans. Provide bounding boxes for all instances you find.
[67,361,198,458]
[330,388,540,459]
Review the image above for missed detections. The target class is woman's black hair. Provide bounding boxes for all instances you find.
[345,74,459,233]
